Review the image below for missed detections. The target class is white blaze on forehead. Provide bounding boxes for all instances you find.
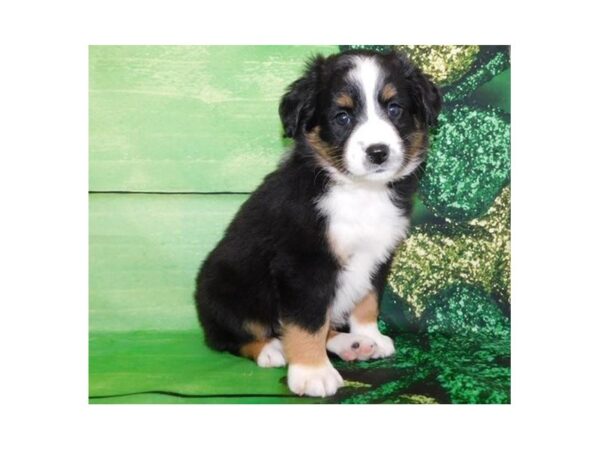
[343,56,405,182]
[349,56,382,121]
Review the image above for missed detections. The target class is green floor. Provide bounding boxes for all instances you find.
[89,327,510,404]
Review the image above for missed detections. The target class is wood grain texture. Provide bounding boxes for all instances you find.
[89,193,248,332]
[90,393,319,404]
[89,45,338,192]
[89,331,297,399]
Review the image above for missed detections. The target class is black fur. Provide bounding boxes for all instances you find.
[195,50,441,356]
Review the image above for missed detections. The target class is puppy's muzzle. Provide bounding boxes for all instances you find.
[365,144,390,165]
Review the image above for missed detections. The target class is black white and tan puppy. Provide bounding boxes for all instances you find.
[195,50,441,397]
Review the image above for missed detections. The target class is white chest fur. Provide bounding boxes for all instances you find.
[317,182,409,326]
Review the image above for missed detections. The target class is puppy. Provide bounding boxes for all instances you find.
[195,50,441,397]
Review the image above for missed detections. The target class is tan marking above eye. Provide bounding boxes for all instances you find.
[335,93,354,109]
[381,83,398,102]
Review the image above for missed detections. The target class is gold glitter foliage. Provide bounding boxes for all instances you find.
[394,45,480,85]
[388,187,511,318]
[471,186,511,302]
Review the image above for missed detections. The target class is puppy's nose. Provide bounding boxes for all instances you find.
[365,144,389,165]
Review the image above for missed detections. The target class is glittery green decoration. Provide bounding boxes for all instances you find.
[443,49,510,104]
[471,186,511,302]
[423,284,509,336]
[394,45,480,85]
[388,224,496,318]
[429,332,510,404]
[332,286,510,404]
[420,105,510,222]
[423,284,510,403]
[332,329,510,404]
[339,45,392,53]
[387,185,511,319]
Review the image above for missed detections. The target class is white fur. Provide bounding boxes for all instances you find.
[317,181,409,327]
[345,56,405,182]
[256,338,286,368]
[396,157,423,179]
[349,319,395,358]
[287,362,344,397]
[326,332,376,361]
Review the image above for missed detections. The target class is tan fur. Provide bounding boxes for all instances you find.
[305,126,344,172]
[351,291,379,324]
[243,320,269,340]
[283,321,329,366]
[406,129,426,160]
[239,340,267,360]
[381,83,398,102]
[327,329,340,340]
[335,93,354,108]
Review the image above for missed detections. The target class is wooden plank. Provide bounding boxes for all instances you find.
[89,193,248,332]
[89,45,339,192]
[89,331,294,398]
[90,394,319,404]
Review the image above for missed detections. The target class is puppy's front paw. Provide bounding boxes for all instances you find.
[287,363,344,397]
[371,334,395,359]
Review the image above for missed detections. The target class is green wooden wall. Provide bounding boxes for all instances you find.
[90,45,338,193]
[89,46,338,333]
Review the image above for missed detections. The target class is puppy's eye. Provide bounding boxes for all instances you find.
[335,111,352,126]
[387,103,403,119]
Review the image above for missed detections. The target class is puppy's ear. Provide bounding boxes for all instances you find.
[411,69,442,127]
[395,52,442,127]
[279,55,324,138]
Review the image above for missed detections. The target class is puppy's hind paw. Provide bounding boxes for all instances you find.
[370,334,395,359]
[256,339,286,368]
[326,332,377,361]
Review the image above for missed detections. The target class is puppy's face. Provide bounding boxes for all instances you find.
[280,51,442,183]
